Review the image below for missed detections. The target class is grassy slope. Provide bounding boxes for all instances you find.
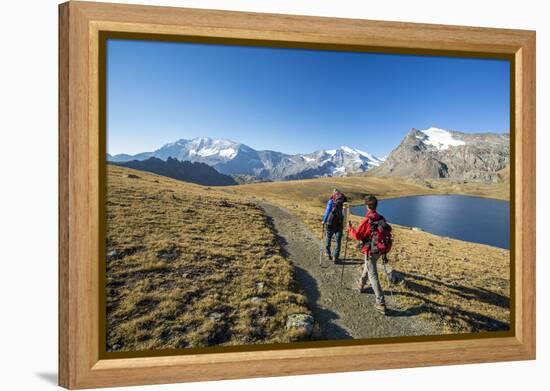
[106,165,310,352]
[223,176,510,333]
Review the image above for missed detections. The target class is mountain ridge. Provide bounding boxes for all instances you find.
[109,136,383,180]
[109,127,509,183]
[110,157,238,186]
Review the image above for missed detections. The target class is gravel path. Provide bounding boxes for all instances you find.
[259,202,437,340]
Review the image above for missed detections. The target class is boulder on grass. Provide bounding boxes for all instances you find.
[286,314,314,336]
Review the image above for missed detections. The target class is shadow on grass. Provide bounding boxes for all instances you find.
[384,283,509,332]
[356,268,510,332]
[385,305,431,318]
[400,271,510,310]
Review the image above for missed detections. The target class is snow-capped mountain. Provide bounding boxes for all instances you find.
[108,137,382,180]
[308,146,383,175]
[370,127,509,182]
[154,137,239,164]
[108,137,241,164]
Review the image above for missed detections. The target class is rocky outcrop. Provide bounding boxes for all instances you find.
[370,128,509,182]
[285,314,314,336]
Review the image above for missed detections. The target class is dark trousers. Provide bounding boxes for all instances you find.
[325,229,343,259]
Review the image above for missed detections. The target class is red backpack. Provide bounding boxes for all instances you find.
[365,215,393,255]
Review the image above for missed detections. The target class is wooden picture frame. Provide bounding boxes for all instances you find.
[59,1,536,389]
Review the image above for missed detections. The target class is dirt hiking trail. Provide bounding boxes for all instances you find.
[259,202,437,340]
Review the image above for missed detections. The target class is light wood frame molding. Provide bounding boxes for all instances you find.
[59,1,536,389]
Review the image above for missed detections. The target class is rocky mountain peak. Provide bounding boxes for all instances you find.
[370,127,509,182]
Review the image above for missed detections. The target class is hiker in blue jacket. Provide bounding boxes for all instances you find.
[322,189,347,264]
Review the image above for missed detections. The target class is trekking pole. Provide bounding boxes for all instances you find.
[382,262,394,299]
[340,232,348,286]
[381,254,398,307]
[343,231,349,261]
[340,202,350,286]
[319,225,325,267]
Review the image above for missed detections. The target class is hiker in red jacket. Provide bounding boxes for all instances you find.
[347,195,393,314]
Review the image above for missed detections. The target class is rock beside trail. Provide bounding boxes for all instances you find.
[286,314,314,335]
[387,270,406,285]
[125,173,141,179]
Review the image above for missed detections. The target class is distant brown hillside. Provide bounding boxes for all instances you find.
[111,156,237,186]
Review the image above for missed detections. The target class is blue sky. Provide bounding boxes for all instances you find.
[106,39,510,157]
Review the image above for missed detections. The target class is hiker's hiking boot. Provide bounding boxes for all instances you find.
[356,278,367,293]
[374,303,386,315]
[333,257,340,265]
[325,253,333,261]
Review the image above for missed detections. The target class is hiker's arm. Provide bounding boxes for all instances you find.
[322,199,333,223]
[348,218,369,241]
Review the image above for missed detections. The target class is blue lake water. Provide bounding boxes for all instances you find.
[350,195,510,249]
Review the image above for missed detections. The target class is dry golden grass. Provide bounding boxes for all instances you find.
[225,176,510,334]
[106,165,310,351]
[387,227,509,333]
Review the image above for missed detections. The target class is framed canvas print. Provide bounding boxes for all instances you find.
[58,1,536,389]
